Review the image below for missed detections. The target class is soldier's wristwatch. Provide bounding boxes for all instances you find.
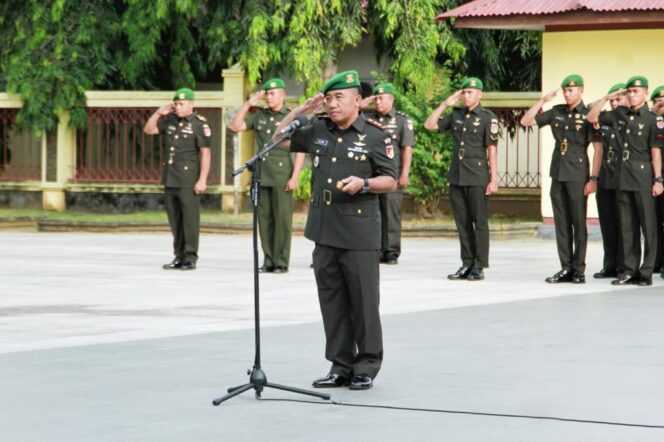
[655,176,664,184]
[360,178,370,194]
[590,175,599,182]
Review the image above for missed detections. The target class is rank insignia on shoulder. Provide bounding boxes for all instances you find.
[490,119,499,134]
[196,115,208,122]
[203,124,211,137]
[366,118,384,129]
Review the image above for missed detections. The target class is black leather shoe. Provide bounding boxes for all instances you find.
[611,273,636,285]
[273,266,289,274]
[545,269,573,283]
[312,373,350,388]
[379,255,389,264]
[593,268,618,279]
[385,256,398,265]
[258,265,274,273]
[572,272,585,284]
[448,266,471,280]
[349,374,373,390]
[180,261,196,271]
[638,275,653,286]
[467,267,484,281]
[162,259,182,270]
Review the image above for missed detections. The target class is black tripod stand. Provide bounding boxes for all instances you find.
[212,127,330,406]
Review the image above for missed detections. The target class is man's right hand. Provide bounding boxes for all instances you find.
[247,90,265,107]
[542,89,560,103]
[157,103,174,116]
[444,91,462,107]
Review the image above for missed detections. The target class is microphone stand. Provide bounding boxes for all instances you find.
[212,127,331,405]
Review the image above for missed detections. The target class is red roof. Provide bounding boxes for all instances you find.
[438,0,664,19]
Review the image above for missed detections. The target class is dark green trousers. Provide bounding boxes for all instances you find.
[312,244,383,379]
[617,189,657,278]
[258,185,293,268]
[449,184,489,268]
[596,187,624,272]
[550,179,587,273]
[654,194,664,272]
[378,190,403,258]
[164,187,200,262]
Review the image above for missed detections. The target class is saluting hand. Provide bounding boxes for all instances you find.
[444,91,462,107]
[157,103,174,116]
[361,95,375,110]
[542,89,560,103]
[247,90,265,107]
[301,93,325,115]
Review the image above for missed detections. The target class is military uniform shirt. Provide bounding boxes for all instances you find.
[593,106,628,190]
[599,104,664,191]
[290,114,397,250]
[245,107,292,187]
[437,105,499,186]
[158,113,211,188]
[365,109,415,175]
[536,102,593,183]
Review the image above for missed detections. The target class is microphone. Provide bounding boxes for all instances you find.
[278,115,309,135]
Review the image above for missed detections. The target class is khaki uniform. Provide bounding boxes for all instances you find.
[437,105,498,269]
[364,109,415,260]
[600,105,663,277]
[158,112,211,263]
[290,114,397,379]
[536,103,593,273]
[245,107,294,269]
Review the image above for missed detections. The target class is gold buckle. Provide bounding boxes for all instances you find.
[458,148,465,160]
[323,189,332,205]
[560,139,568,155]
[623,150,630,161]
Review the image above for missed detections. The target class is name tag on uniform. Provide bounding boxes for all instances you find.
[555,116,565,121]
[314,138,329,146]
[181,129,194,134]
[167,125,177,131]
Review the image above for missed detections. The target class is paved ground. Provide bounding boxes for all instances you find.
[1,231,664,441]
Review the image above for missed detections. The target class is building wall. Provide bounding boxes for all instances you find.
[541,28,664,221]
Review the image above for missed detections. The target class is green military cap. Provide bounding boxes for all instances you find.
[650,85,664,101]
[262,78,286,90]
[560,74,584,88]
[607,83,626,94]
[322,70,361,94]
[373,82,396,95]
[626,75,648,88]
[460,77,483,90]
[173,87,194,101]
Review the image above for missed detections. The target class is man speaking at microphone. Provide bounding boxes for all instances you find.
[276,70,397,390]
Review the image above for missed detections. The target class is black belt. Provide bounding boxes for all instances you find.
[318,190,374,206]
[621,150,650,162]
[456,148,485,160]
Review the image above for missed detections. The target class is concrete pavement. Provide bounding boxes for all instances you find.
[1,232,664,441]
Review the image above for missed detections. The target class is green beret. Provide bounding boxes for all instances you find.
[650,85,664,101]
[322,70,361,94]
[173,88,194,101]
[626,75,648,88]
[560,74,583,88]
[262,78,285,90]
[607,83,626,95]
[460,77,483,90]
[373,82,395,95]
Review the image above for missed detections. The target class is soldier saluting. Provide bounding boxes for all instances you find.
[276,70,397,391]
[521,74,601,284]
[424,77,499,281]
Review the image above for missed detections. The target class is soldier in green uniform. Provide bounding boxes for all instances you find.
[521,74,601,284]
[592,83,628,279]
[276,70,397,391]
[144,88,211,271]
[424,77,499,281]
[363,83,415,265]
[650,85,664,277]
[587,76,664,286]
[230,78,306,274]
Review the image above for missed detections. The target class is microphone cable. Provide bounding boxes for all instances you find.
[255,397,664,429]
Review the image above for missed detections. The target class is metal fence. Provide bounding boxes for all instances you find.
[74,107,222,184]
[491,107,541,189]
[0,108,41,181]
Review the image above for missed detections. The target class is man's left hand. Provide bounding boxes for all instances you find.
[341,176,363,195]
[194,181,207,195]
[485,180,498,196]
[398,175,409,189]
[285,177,298,192]
[584,180,597,196]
